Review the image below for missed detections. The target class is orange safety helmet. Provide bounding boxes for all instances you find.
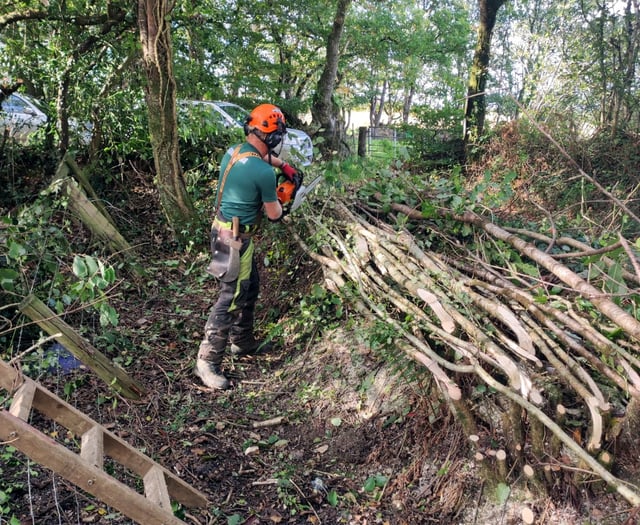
[246,104,286,134]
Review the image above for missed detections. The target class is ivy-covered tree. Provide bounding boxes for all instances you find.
[463,0,508,150]
[138,0,196,239]
[311,0,352,158]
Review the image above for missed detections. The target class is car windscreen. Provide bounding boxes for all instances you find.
[217,103,249,126]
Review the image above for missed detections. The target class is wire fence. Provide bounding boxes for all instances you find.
[346,125,408,160]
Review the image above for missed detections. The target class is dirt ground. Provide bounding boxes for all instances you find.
[2,173,639,525]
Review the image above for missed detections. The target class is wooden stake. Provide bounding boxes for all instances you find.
[17,295,146,399]
[496,449,508,481]
[550,404,566,458]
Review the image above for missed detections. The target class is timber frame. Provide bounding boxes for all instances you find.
[0,359,208,524]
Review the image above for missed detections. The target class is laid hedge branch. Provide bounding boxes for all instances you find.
[293,193,640,507]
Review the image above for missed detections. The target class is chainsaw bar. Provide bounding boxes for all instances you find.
[291,175,323,211]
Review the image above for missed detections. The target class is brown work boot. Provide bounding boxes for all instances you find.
[194,359,230,389]
[230,338,273,357]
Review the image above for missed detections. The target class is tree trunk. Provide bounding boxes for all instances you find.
[311,0,352,159]
[137,0,196,241]
[463,0,507,152]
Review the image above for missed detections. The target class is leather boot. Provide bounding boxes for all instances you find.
[230,337,272,357]
[194,359,229,389]
[229,310,272,356]
[196,329,230,389]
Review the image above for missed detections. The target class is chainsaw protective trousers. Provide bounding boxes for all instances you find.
[197,238,260,365]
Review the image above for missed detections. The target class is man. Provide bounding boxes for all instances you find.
[195,103,301,389]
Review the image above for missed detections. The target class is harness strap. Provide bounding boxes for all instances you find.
[214,145,261,213]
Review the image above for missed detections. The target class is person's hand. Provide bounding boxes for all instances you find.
[280,162,298,181]
[292,171,304,193]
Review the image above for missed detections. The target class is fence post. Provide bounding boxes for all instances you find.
[357,126,368,157]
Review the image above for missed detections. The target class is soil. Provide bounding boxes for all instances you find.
[2,171,638,525]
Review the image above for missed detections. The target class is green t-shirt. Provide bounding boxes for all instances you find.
[216,143,278,225]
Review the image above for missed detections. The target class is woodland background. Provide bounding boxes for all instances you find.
[1,1,640,524]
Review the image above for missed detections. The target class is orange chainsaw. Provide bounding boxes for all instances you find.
[277,172,323,212]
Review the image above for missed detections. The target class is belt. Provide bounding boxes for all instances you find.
[212,216,255,239]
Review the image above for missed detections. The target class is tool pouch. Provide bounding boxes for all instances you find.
[206,227,242,282]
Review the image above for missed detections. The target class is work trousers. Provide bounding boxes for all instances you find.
[198,236,260,365]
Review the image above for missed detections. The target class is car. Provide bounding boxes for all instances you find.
[180,100,313,166]
[0,92,92,145]
[0,92,48,143]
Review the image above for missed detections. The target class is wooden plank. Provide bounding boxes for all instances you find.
[144,465,172,510]
[9,380,36,420]
[81,425,104,469]
[0,360,207,508]
[0,410,187,525]
[63,155,117,227]
[62,177,132,254]
[18,294,146,399]
[103,433,208,508]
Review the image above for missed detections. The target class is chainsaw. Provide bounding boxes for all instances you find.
[277,172,323,212]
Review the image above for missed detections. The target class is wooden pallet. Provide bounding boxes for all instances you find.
[0,360,208,525]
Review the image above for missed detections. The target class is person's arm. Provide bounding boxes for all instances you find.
[263,154,286,169]
[263,154,297,180]
[263,200,283,221]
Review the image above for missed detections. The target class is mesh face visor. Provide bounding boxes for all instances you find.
[264,118,287,150]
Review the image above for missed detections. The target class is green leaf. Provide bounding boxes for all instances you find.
[84,255,99,276]
[375,474,388,487]
[330,417,342,427]
[99,305,119,327]
[363,477,377,492]
[227,514,243,525]
[0,268,19,291]
[516,262,540,278]
[72,256,88,278]
[496,482,510,504]
[103,266,116,283]
[8,241,26,260]
[327,489,338,506]
[605,262,625,296]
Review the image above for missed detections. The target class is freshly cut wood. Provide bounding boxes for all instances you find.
[461,210,640,343]
[416,288,456,333]
[295,193,640,506]
[496,449,508,480]
[522,506,535,524]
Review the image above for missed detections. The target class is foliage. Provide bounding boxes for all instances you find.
[0,192,121,355]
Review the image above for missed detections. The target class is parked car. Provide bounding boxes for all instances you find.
[0,92,91,145]
[180,100,313,166]
[0,92,48,143]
